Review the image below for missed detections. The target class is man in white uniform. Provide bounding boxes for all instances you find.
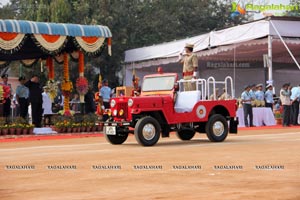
[42,86,53,126]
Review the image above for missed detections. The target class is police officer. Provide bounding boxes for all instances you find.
[178,43,198,91]
[249,84,256,105]
[264,84,274,110]
[241,85,255,127]
[255,83,264,101]
[15,76,29,119]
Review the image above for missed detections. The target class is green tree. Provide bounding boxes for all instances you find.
[37,0,51,22]
[0,3,15,19]
[50,0,72,23]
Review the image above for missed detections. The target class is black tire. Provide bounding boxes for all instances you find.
[205,114,228,142]
[176,129,195,140]
[105,134,128,145]
[134,116,161,146]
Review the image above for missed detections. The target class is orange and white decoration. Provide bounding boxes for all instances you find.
[76,51,88,103]
[33,34,66,53]
[0,20,113,117]
[61,53,73,116]
[0,32,25,53]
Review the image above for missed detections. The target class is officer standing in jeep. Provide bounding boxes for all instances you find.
[178,43,198,91]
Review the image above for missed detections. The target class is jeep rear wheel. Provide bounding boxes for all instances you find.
[176,129,195,140]
[105,134,128,145]
[134,116,161,146]
[205,114,228,142]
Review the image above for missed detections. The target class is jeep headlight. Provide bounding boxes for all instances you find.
[128,99,134,107]
[113,109,118,116]
[110,99,116,108]
[119,109,124,116]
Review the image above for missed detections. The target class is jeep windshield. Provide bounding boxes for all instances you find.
[142,76,176,91]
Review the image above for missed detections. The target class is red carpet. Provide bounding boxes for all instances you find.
[0,125,299,143]
[0,133,103,143]
[238,124,299,130]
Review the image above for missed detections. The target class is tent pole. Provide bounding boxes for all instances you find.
[270,20,300,70]
[267,35,273,86]
[233,44,236,98]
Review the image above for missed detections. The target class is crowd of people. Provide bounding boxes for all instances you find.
[240,82,300,127]
[0,74,50,127]
[0,74,113,128]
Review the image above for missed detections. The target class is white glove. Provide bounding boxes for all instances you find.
[193,71,198,79]
[178,54,183,61]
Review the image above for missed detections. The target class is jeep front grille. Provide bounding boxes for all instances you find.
[118,102,128,119]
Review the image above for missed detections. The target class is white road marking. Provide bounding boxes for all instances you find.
[0,143,108,152]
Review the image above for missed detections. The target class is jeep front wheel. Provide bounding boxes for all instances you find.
[205,114,228,142]
[176,129,195,140]
[134,116,161,146]
[105,134,128,145]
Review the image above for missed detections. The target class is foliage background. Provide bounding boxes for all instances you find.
[0,0,251,90]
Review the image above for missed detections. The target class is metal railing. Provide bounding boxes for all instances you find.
[177,76,234,100]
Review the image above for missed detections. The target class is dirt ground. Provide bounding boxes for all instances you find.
[0,127,299,200]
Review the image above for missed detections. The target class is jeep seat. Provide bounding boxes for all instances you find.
[174,90,201,113]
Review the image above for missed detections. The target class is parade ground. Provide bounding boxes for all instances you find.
[0,126,299,200]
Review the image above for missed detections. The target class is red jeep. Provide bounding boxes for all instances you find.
[104,71,238,146]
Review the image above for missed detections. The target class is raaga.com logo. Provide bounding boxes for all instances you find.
[231,1,299,18]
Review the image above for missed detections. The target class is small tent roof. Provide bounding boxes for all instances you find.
[0,20,112,62]
[0,19,112,37]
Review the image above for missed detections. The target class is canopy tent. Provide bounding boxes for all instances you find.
[0,19,112,64]
[0,19,112,116]
[124,17,300,96]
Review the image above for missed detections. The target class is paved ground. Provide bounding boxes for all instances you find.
[0,127,299,200]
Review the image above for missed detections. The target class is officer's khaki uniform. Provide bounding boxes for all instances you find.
[181,53,198,91]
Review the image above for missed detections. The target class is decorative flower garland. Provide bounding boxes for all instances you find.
[61,52,72,116]
[74,37,105,54]
[0,33,26,54]
[76,77,88,95]
[46,57,55,80]
[0,85,4,102]
[31,34,67,55]
[46,80,58,102]
[61,79,73,97]
[0,84,10,103]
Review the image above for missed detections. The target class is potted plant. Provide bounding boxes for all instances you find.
[0,117,6,135]
[27,124,34,135]
[274,110,282,125]
[54,121,64,133]
[8,123,16,135]
[83,113,98,132]
[14,117,27,135]
[1,124,9,135]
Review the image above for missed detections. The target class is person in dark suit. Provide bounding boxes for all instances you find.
[290,84,300,125]
[280,83,292,127]
[84,86,96,114]
[25,75,43,127]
